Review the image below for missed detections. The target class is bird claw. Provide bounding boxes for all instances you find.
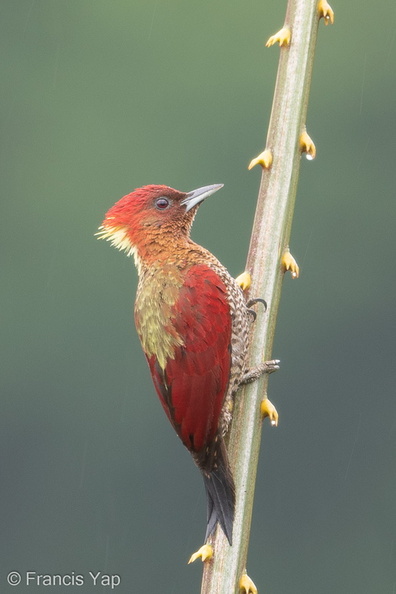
[240,360,280,385]
[188,544,213,564]
[246,298,267,322]
[281,248,299,278]
[246,297,267,322]
[261,398,279,426]
[317,0,334,24]
[248,149,273,171]
[236,271,252,291]
[266,26,291,47]
[262,359,281,374]
[239,573,258,594]
[246,298,267,311]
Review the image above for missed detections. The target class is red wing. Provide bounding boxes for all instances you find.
[147,264,232,452]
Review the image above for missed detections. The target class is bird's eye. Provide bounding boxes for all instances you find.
[155,197,171,210]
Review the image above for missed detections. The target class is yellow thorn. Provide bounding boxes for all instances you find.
[261,398,279,427]
[317,0,334,25]
[248,149,273,171]
[239,573,258,594]
[299,130,316,160]
[266,26,291,47]
[281,248,299,278]
[188,544,213,564]
[236,271,252,291]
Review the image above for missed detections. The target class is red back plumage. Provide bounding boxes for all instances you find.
[147,264,232,452]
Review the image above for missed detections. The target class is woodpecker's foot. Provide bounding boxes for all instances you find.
[188,544,213,564]
[261,398,279,426]
[248,149,273,171]
[318,0,334,24]
[281,249,299,278]
[236,271,252,291]
[241,360,280,385]
[266,26,291,47]
[240,573,258,594]
[300,130,316,160]
[246,298,267,311]
[246,298,267,322]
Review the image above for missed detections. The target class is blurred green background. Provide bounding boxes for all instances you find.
[1,1,395,592]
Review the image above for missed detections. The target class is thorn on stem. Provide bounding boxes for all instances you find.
[299,130,316,160]
[248,149,273,171]
[317,0,334,25]
[266,26,291,47]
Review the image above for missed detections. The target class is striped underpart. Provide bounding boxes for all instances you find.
[134,263,186,370]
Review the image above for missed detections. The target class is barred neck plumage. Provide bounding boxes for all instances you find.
[134,235,223,277]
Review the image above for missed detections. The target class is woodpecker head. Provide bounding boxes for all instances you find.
[97,184,223,257]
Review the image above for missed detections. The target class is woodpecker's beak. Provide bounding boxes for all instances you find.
[181,184,224,212]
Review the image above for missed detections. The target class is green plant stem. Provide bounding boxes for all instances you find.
[200,0,328,592]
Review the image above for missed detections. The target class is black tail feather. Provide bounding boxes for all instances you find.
[196,437,235,545]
